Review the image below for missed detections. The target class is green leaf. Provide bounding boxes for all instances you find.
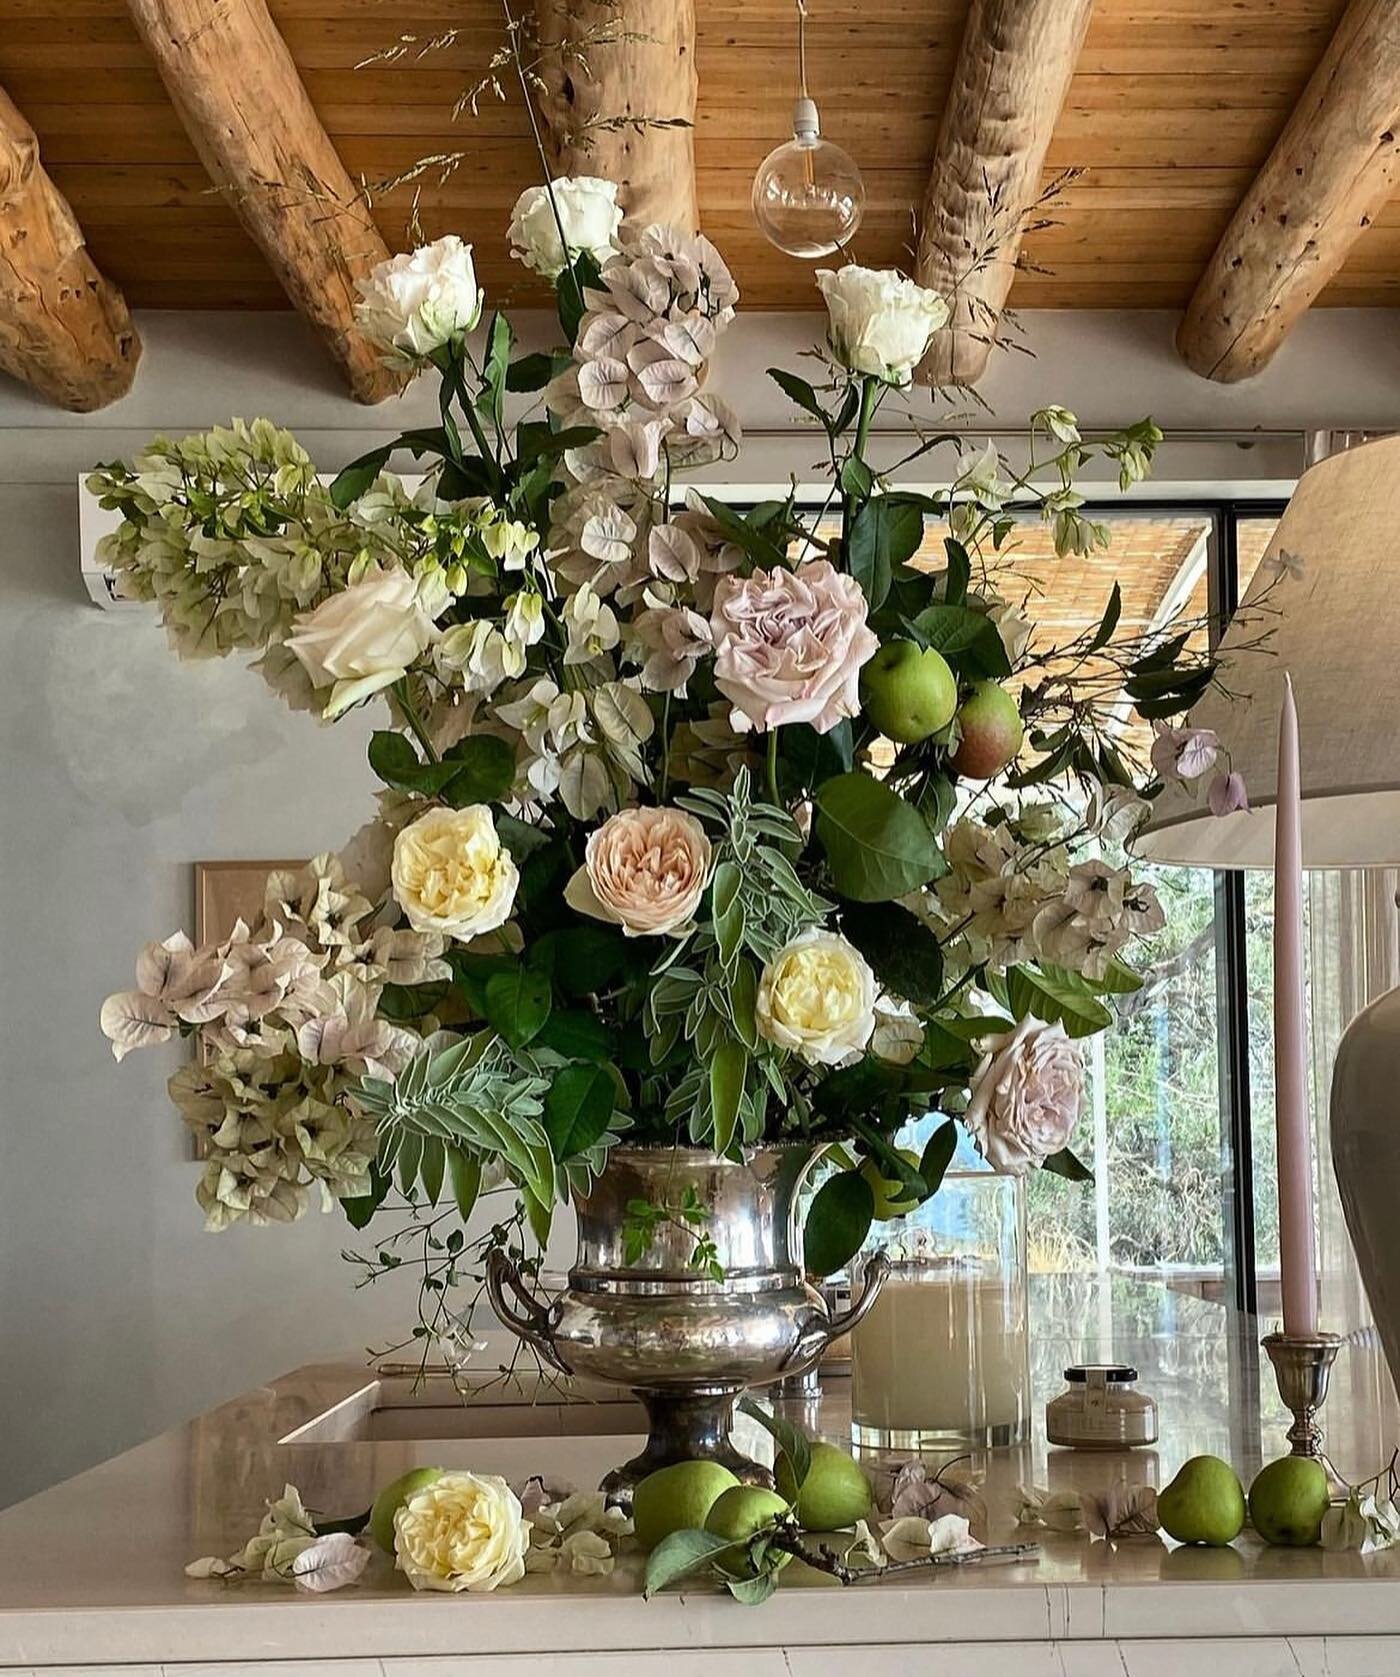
[814,773,944,902]
[917,1119,959,1202]
[1089,958,1144,996]
[479,310,513,428]
[1043,1146,1094,1182]
[439,734,517,806]
[803,1170,875,1277]
[418,1135,445,1206]
[1086,581,1122,653]
[532,925,635,996]
[534,1008,613,1062]
[729,958,759,1051]
[1007,965,1113,1038]
[340,1159,391,1230]
[543,1062,616,1159]
[911,603,1012,678]
[514,421,603,471]
[697,494,788,569]
[505,352,555,393]
[494,813,555,860]
[767,367,828,427]
[523,1186,553,1246]
[737,1396,811,1490]
[840,900,944,1006]
[482,968,552,1049]
[709,1040,747,1155]
[329,445,392,509]
[847,496,922,610]
[368,730,461,796]
[377,979,451,1022]
[839,455,874,502]
[726,1571,780,1606]
[780,718,853,793]
[943,537,971,604]
[446,1146,482,1223]
[643,1529,737,1597]
[557,251,603,343]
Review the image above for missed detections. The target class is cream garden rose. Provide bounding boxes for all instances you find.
[508,176,623,279]
[391,805,519,942]
[756,928,877,1066]
[355,235,483,366]
[564,805,712,938]
[286,566,444,718]
[710,558,877,734]
[815,264,949,386]
[393,1471,530,1594]
[964,1017,1083,1175]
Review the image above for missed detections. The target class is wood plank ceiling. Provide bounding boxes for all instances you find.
[2,0,1395,314]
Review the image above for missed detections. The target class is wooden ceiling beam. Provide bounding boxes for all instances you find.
[0,86,139,411]
[124,0,399,403]
[914,0,1095,388]
[533,0,700,236]
[1178,0,1400,382]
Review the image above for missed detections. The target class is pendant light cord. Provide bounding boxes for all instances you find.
[796,0,810,100]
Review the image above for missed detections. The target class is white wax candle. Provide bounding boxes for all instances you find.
[1274,672,1318,1336]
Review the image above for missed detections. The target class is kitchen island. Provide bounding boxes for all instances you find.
[3,1277,1399,1675]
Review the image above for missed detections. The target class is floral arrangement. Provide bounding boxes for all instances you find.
[96,172,1226,1325]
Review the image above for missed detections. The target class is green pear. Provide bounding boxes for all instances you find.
[704,1484,793,1577]
[632,1459,740,1553]
[1248,1457,1330,1547]
[950,680,1023,780]
[775,1441,874,1532]
[860,640,958,744]
[369,1465,443,1554]
[1157,1455,1246,1547]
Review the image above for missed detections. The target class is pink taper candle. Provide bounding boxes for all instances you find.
[1274,672,1317,1336]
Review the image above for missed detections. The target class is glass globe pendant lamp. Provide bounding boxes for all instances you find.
[751,3,866,259]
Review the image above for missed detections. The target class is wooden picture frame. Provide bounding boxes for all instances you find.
[193,859,306,947]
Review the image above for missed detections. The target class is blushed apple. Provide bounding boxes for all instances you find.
[859,639,958,744]
[950,680,1023,779]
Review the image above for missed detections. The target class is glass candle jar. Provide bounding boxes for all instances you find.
[1045,1364,1159,1450]
[850,1163,1030,1451]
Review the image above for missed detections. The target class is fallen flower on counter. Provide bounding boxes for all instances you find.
[887,1460,988,1535]
[1081,1485,1160,1543]
[526,1490,633,1576]
[1014,1484,1086,1534]
[185,1483,369,1591]
[879,1513,985,1562]
[1322,1487,1400,1556]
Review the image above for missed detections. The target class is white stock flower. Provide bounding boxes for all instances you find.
[482,515,541,571]
[286,566,442,718]
[562,584,621,665]
[953,441,1014,510]
[391,805,520,943]
[355,236,483,366]
[394,1471,531,1593]
[438,620,516,694]
[756,928,877,1067]
[965,1017,1083,1175]
[503,590,546,654]
[815,265,949,386]
[508,177,623,279]
[872,996,924,1065]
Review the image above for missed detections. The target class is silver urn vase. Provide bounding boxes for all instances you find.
[486,1144,887,1492]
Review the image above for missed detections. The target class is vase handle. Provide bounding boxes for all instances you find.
[781,1253,891,1375]
[485,1249,572,1376]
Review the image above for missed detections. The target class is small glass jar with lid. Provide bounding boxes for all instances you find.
[1046,1364,1159,1450]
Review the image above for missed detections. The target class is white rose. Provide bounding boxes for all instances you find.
[391,805,519,942]
[286,567,442,718]
[815,265,949,386]
[355,235,483,366]
[964,1016,1083,1175]
[508,177,623,279]
[756,928,877,1067]
[394,1471,531,1593]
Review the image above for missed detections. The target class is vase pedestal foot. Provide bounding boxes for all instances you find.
[600,1385,774,1499]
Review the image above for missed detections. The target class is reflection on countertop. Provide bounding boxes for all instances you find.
[2,1276,1398,1665]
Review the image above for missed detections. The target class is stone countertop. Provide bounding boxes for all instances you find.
[2,1276,1399,1666]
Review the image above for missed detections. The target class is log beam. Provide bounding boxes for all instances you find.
[533,0,699,236]
[914,0,1095,387]
[125,0,399,403]
[1177,0,1400,382]
[0,87,140,411]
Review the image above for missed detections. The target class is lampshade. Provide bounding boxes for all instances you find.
[1133,434,1400,870]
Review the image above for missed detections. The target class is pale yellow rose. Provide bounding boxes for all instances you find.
[394,1471,531,1593]
[391,806,519,943]
[564,806,712,938]
[286,566,442,719]
[755,928,876,1067]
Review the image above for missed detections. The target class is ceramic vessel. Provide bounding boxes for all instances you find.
[486,1143,887,1492]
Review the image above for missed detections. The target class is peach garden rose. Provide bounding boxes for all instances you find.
[564,805,712,938]
[709,558,877,734]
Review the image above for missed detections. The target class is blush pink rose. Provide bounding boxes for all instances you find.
[708,559,878,734]
[964,1017,1083,1175]
[564,805,713,938]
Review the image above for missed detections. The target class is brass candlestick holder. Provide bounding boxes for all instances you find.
[1261,1329,1348,1498]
